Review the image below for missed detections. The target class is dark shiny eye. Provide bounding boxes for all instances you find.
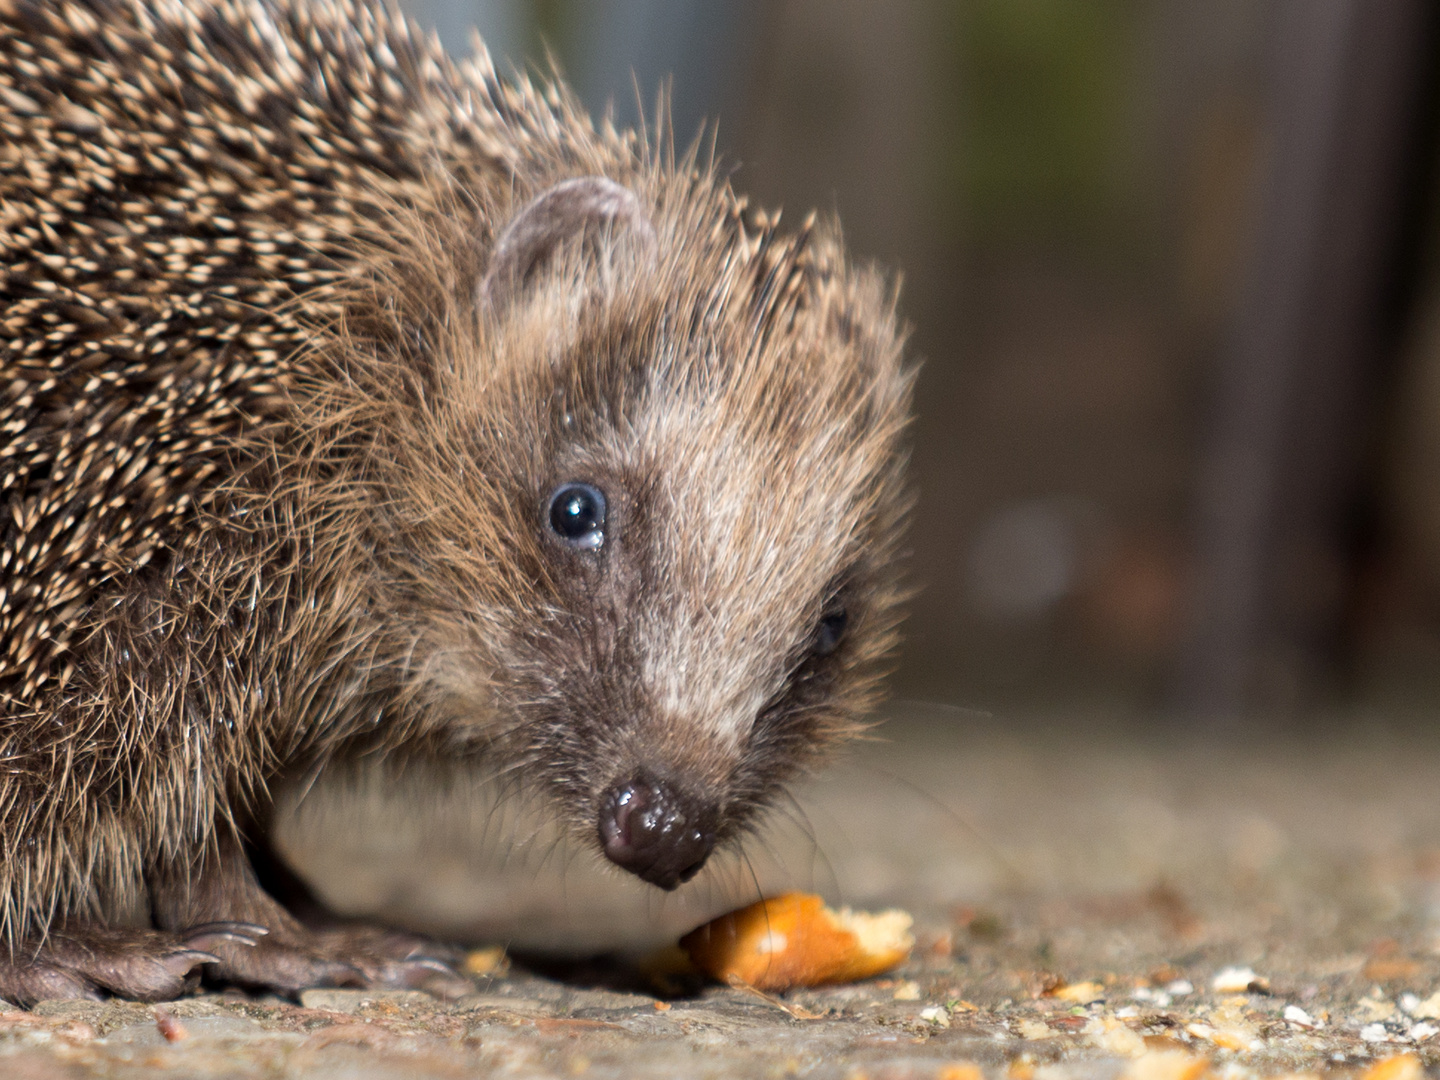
[813,608,848,657]
[548,482,607,550]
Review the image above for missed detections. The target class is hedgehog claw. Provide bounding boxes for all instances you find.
[181,921,268,950]
[404,956,460,974]
[159,949,223,972]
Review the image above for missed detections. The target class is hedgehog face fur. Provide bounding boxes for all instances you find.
[0,0,911,992]
[320,174,911,888]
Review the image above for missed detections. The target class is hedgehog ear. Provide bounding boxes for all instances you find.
[480,176,657,311]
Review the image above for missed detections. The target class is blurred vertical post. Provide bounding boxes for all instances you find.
[1178,0,1436,720]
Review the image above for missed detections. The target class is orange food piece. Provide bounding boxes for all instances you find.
[680,892,914,992]
[1362,1056,1423,1080]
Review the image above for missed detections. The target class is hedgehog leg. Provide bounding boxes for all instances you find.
[150,829,471,999]
[0,923,263,1008]
[243,827,472,998]
[244,824,471,992]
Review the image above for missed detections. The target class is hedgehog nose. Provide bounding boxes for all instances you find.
[598,775,718,890]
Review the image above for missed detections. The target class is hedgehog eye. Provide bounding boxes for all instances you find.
[813,608,848,657]
[548,483,607,550]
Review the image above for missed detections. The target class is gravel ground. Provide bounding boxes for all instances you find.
[9,709,1440,1078]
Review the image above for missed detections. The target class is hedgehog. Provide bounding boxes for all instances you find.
[0,0,913,1004]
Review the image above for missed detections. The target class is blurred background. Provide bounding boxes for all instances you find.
[392,0,1440,730]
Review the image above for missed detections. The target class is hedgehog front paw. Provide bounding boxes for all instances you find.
[317,925,472,999]
[0,922,265,1008]
[206,924,471,1000]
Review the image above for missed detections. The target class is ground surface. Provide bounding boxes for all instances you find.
[8,709,1440,1078]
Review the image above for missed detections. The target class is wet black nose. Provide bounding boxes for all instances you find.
[597,775,718,890]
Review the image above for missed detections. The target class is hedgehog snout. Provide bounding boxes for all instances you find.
[597,772,718,890]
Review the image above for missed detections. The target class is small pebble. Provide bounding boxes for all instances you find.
[920,1005,950,1027]
[1284,1005,1320,1028]
[153,1008,187,1043]
[1211,967,1261,993]
[464,946,508,977]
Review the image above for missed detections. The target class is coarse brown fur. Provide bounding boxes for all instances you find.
[0,0,913,1003]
